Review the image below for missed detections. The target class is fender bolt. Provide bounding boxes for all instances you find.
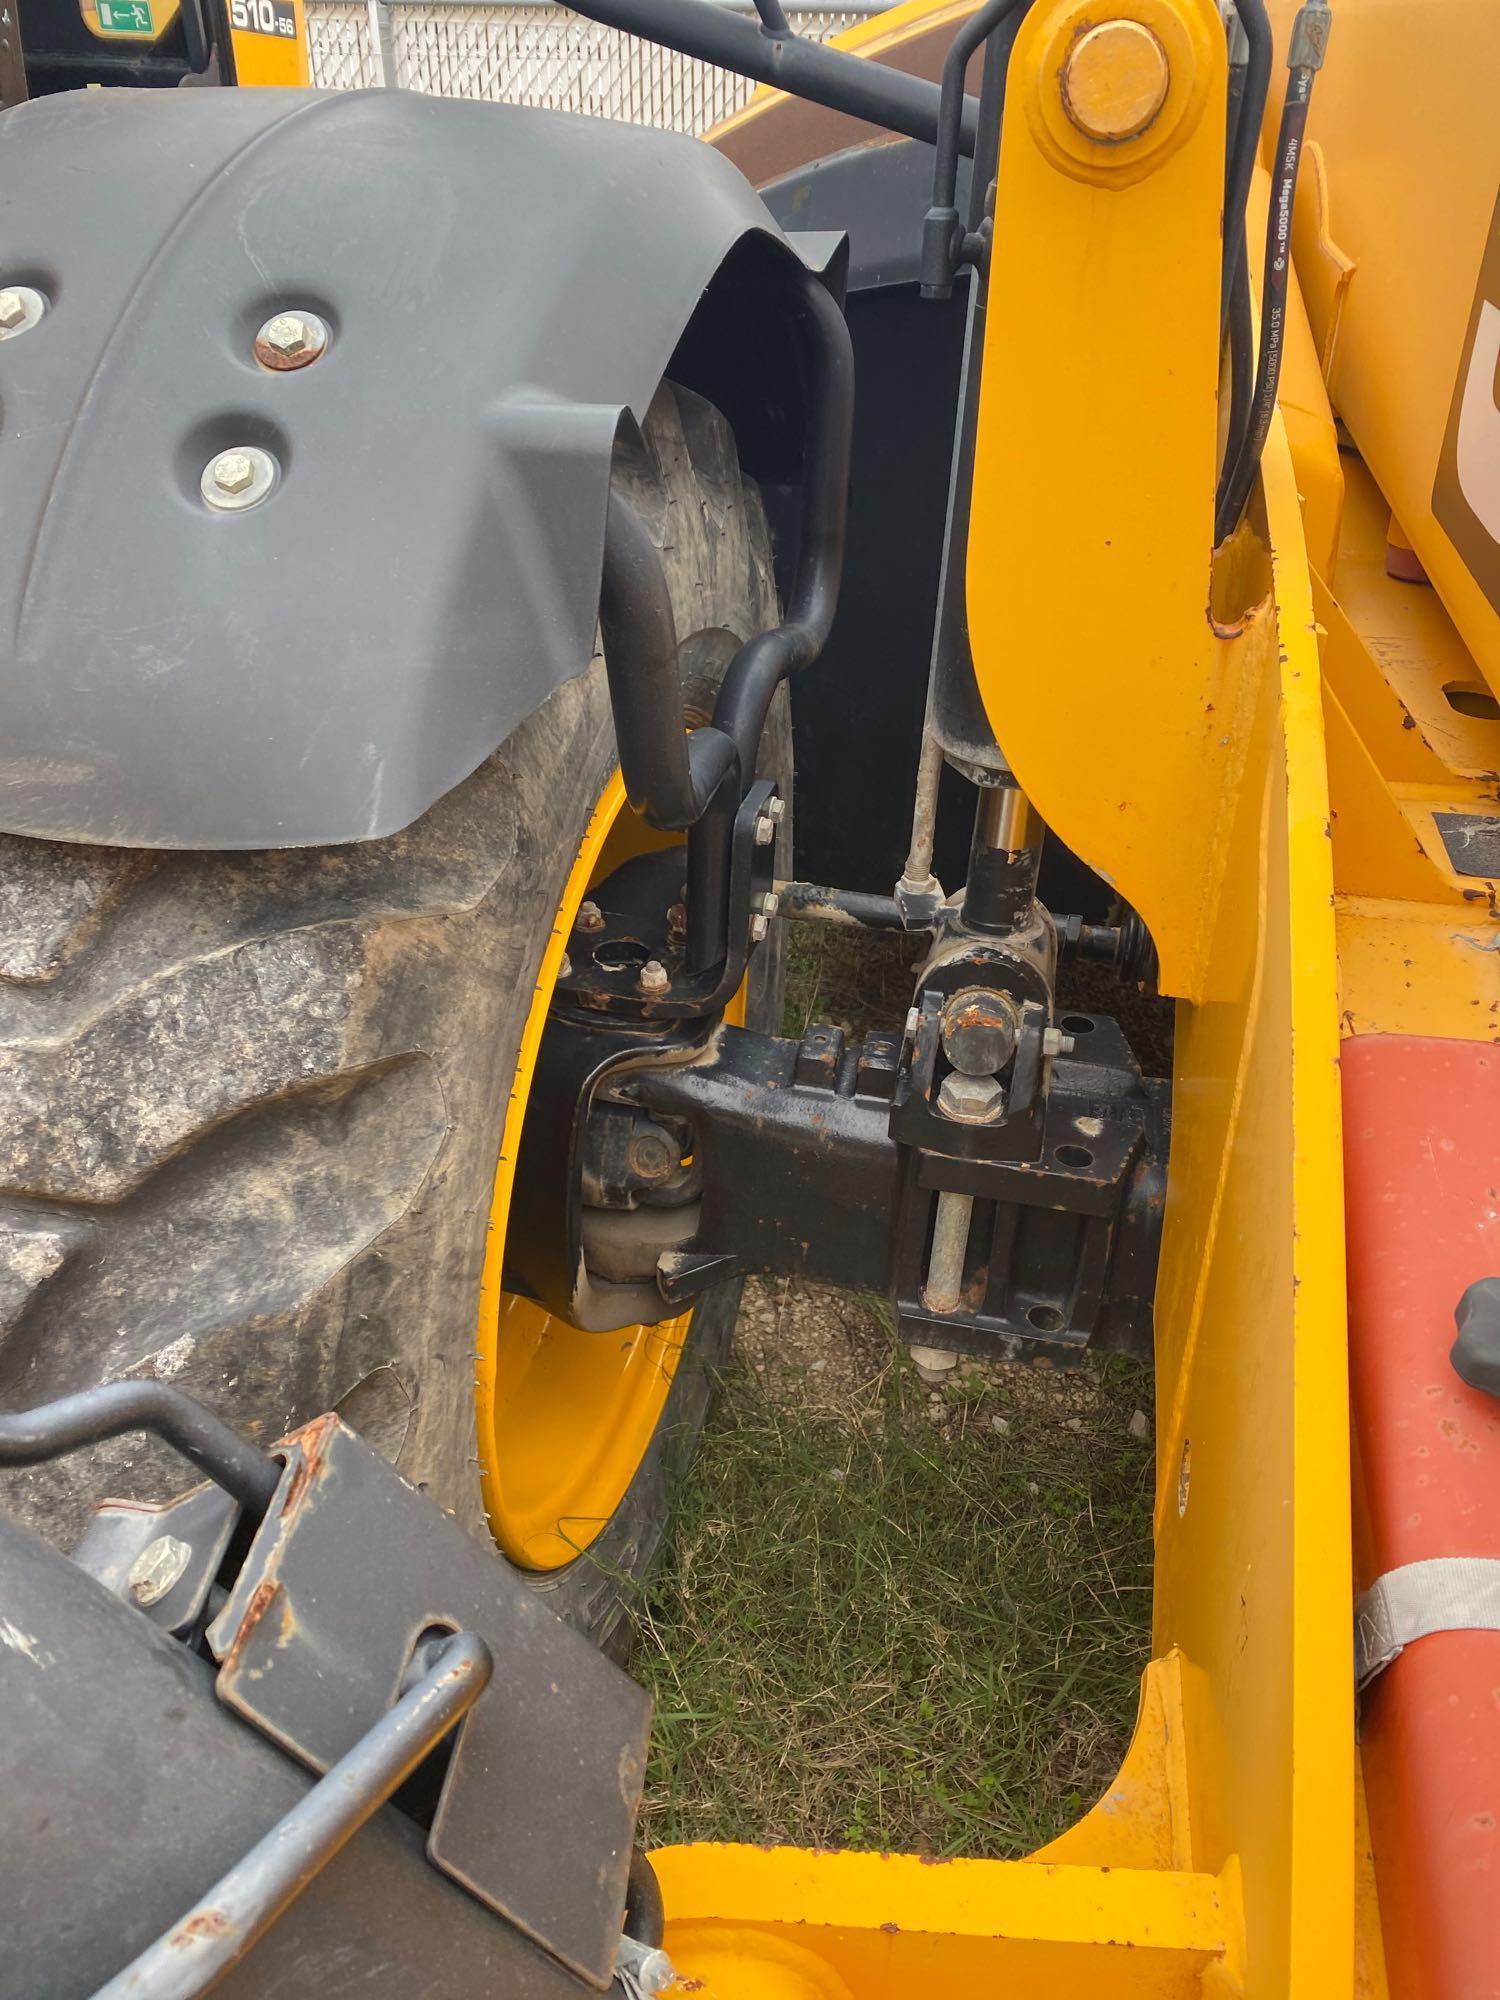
[577,900,605,933]
[201,446,278,512]
[0,285,45,337]
[212,452,255,495]
[254,310,329,370]
[639,959,669,995]
[127,1534,193,1607]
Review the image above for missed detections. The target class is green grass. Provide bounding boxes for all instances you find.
[621,925,1159,1859]
[628,1327,1155,1857]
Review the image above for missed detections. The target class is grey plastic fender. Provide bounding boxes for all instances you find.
[0,88,806,848]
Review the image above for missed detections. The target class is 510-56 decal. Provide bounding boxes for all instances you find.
[230,0,296,37]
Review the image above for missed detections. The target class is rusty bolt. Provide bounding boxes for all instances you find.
[940,986,1020,1078]
[666,902,688,940]
[558,952,572,980]
[937,1070,1006,1126]
[577,900,605,933]
[1061,20,1171,143]
[638,958,669,995]
[127,1533,193,1607]
[254,310,329,371]
[0,285,46,338]
[627,1129,676,1182]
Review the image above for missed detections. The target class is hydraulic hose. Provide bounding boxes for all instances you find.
[1220,235,1253,501]
[1220,0,1271,343]
[920,0,1027,298]
[686,267,855,972]
[707,274,855,779]
[599,488,740,832]
[1214,1,1332,545]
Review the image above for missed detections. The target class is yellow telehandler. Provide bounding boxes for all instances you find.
[1,0,1497,1993]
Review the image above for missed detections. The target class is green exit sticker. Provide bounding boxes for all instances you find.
[98,0,154,32]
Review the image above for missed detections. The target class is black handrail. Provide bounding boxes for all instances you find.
[564,0,981,153]
[91,1632,494,2000]
[0,1380,281,1518]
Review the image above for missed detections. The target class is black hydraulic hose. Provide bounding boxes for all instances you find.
[563,0,980,153]
[1220,0,1272,341]
[599,489,741,832]
[709,275,854,779]
[921,0,1026,297]
[1214,1,1332,544]
[1220,233,1253,498]
[683,269,854,973]
[0,1379,280,1518]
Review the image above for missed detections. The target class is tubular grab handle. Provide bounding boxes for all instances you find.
[0,1380,281,1519]
[91,1632,495,2000]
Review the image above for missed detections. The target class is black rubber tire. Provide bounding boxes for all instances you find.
[0,382,788,1646]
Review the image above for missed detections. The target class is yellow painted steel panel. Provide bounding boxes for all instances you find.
[965,0,1229,999]
[1267,0,1500,690]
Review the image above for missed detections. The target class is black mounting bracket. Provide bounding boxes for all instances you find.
[510,997,1168,1365]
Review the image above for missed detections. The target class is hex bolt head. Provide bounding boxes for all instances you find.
[201,445,278,513]
[1041,1025,1076,1058]
[759,891,780,918]
[0,284,47,339]
[749,914,769,943]
[254,309,329,371]
[1061,19,1171,142]
[768,796,787,822]
[213,451,255,495]
[558,952,572,980]
[754,813,777,847]
[577,900,605,933]
[908,1342,959,1385]
[937,1070,1007,1126]
[638,958,669,995]
[127,1533,193,1607]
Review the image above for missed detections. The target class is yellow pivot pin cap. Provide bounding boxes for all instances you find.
[1061,19,1171,142]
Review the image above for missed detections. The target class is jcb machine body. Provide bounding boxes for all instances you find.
[0,0,1496,1995]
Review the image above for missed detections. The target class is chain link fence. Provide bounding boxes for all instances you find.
[304,0,885,133]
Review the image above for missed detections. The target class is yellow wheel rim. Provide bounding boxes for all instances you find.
[474,771,701,1572]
